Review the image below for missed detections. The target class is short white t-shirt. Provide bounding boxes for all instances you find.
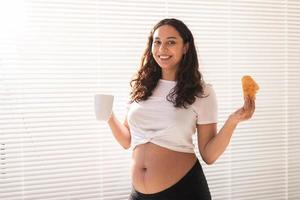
[126,79,218,153]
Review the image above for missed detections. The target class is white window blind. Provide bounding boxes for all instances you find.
[0,0,299,200]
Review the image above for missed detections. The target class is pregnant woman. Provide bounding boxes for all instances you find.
[106,18,256,200]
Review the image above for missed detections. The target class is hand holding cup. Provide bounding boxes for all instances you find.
[94,94,114,121]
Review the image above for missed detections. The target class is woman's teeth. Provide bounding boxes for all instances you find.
[159,55,171,60]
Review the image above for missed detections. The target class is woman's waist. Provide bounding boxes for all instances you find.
[132,142,197,170]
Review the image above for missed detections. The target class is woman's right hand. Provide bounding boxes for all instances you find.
[229,95,256,124]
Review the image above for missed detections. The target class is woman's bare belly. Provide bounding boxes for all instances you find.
[131,142,198,194]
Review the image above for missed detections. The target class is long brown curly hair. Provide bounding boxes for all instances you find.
[129,18,206,108]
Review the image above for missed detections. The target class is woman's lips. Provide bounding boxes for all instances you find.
[158,55,172,61]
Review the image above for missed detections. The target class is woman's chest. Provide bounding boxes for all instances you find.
[128,97,196,131]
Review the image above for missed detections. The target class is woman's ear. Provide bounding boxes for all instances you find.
[183,42,189,54]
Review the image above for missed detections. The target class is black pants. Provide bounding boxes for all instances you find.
[128,159,212,200]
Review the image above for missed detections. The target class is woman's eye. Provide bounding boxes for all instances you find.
[153,40,175,46]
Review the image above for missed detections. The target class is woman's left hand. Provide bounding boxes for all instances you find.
[229,96,256,124]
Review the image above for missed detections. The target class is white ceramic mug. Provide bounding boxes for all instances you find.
[94,94,114,121]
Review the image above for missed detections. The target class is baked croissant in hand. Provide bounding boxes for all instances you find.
[242,75,259,100]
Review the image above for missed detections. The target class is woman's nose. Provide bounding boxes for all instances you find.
[159,43,168,52]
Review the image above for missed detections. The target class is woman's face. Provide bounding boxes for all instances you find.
[151,25,188,73]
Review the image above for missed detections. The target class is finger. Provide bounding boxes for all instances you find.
[252,99,255,108]
[243,94,250,102]
[244,100,255,119]
[246,99,255,118]
[243,96,251,110]
[250,99,256,115]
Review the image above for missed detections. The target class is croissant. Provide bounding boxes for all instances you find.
[242,75,259,100]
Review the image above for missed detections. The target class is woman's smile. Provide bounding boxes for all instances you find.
[159,55,172,61]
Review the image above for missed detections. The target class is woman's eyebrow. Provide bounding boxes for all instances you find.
[154,36,177,40]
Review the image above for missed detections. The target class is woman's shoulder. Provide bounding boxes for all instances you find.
[197,82,215,97]
[192,83,216,105]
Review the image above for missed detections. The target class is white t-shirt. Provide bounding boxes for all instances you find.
[126,79,218,153]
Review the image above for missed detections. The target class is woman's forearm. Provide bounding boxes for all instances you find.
[204,95,256,164]
[204,116,238,164]
[107,112,131,149]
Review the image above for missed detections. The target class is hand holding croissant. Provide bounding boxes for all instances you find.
[229,75,259,124]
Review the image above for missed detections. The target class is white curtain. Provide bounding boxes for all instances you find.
[0,0,299,200]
